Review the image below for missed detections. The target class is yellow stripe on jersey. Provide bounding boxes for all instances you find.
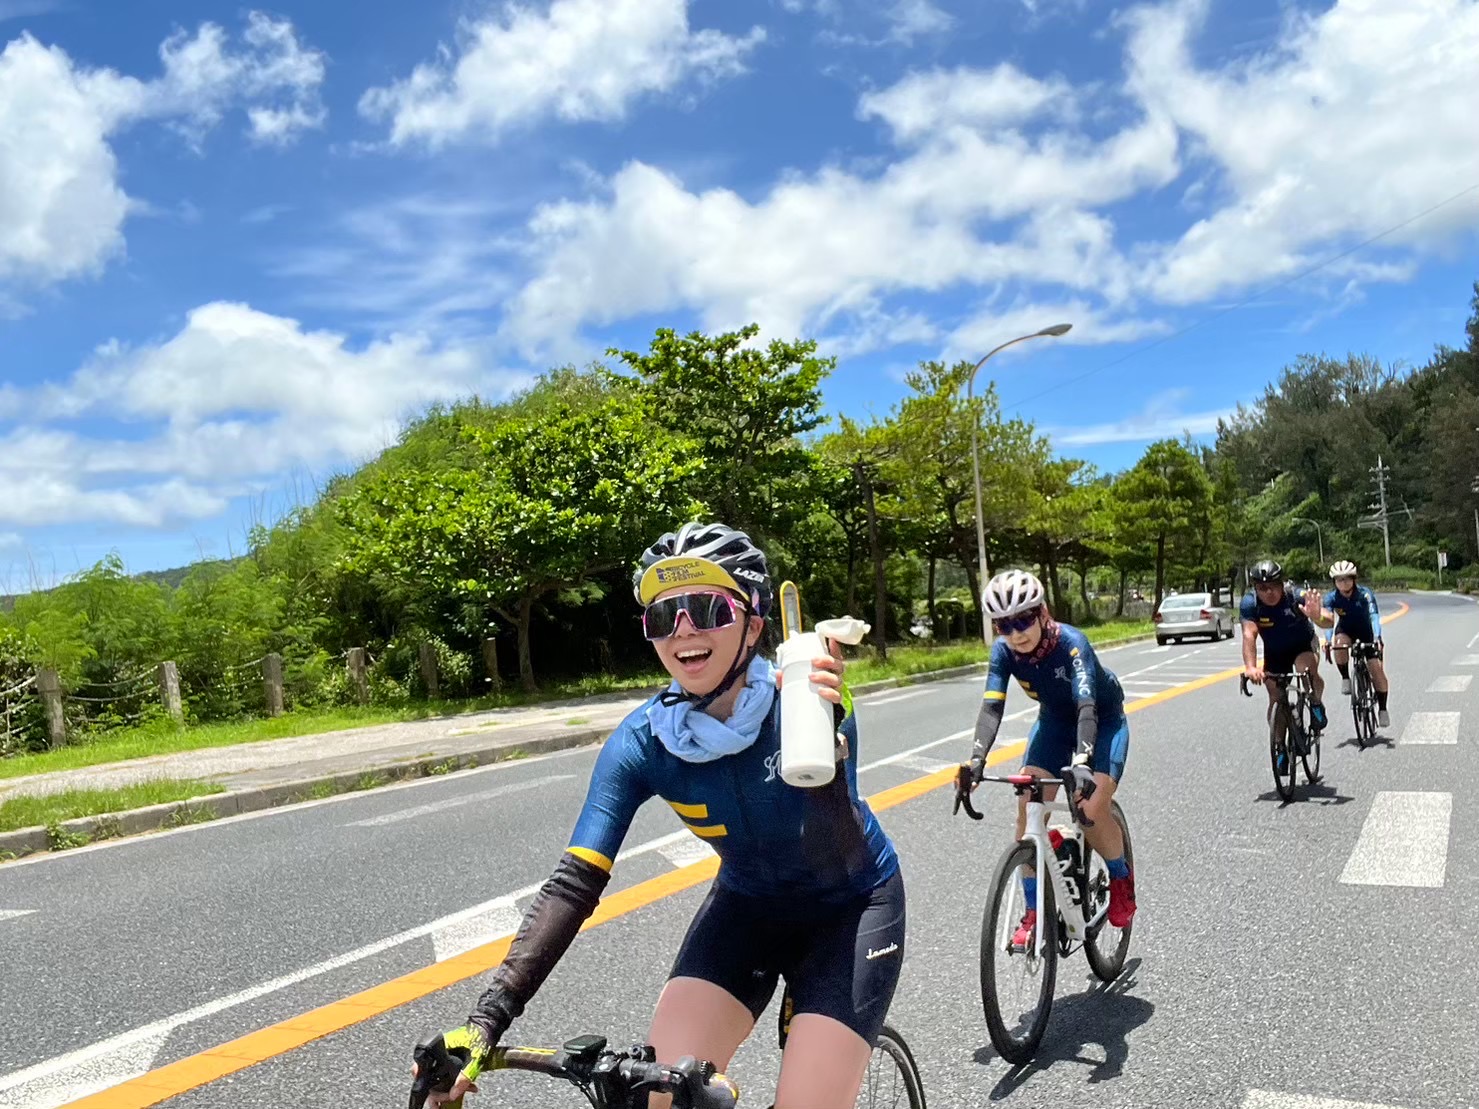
[568,846,614,872]
[684,822,729,839]
[984,690,1006,701]
[668,800,708,818]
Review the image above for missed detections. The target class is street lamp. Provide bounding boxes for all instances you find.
[965,322,1073,643]
[1290,516,1324,568]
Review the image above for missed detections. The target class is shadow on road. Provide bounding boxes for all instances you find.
[1335,734,1394,751]
[1253,778,1355,807]
[974,958,1152,1098]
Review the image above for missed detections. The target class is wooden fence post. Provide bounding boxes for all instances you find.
[36,668,65,748]
[347,647,369,705]
[481,638,501,694]
[419,642,440,699]
[158,661,184,725]
[263,653,284,717]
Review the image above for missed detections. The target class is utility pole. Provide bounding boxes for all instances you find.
[1372,455,1391,567]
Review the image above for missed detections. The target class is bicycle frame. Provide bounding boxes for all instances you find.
[986,775,1103,959]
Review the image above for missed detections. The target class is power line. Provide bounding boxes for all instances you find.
[1002,180,1479,412]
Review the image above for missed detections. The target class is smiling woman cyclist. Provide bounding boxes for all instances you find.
[961,569,1137,945]
[413,522,905,1109]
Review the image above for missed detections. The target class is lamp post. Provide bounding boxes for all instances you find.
[966,323,1072,643]
[1291,516,1324,568]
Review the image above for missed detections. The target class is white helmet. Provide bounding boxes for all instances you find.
[1329,560,1358,579]
[982,569,1045,619]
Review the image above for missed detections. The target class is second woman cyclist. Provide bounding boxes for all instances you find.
[414,522,905,1109]
[961,569,1137,948]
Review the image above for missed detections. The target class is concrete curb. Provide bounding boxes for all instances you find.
[0,727,608,863]
[1,632,1160,863]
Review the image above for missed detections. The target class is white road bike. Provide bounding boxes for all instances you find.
[955,769,1135,1064]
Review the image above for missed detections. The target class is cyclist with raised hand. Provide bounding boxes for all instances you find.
[1240,558,1330,755]
[411,522,905,1109]
[960,569,1136,947]
[1322,560,1390,729]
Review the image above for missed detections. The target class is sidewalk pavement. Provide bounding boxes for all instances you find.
[0,637,1148,861]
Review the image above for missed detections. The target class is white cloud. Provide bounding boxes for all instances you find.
[1047,388,1234,446]
[884,0,954,43]
[360,0,764,148]
[943,299,1168,368]
[858,64,1074,142]
[0,13,325,290]
[1127,0,1479,303]
[0,303,528,528]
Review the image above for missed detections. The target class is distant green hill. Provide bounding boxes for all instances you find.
[1,558,237,612]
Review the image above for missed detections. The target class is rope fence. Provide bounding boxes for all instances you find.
[0,633,508,752]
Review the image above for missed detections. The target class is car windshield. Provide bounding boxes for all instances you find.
[1161,595,1209,609]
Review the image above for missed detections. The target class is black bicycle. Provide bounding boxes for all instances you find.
[1346,641,1381,749]
[1241,671,1320,801]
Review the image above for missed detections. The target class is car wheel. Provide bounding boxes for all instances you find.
[1156,637,1167,646]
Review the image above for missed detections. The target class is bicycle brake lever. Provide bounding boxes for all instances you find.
[953,765,983,820]
[409,1038,465,1109]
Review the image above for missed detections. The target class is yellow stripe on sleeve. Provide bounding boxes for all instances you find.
[983,691,1006,701]
[684,822,729,839]
[568,846,614,872]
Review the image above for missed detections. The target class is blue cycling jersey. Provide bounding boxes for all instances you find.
[983,624,1125,721]
[1239,586,1319,652]
[568,694,898,901]
[1322,585,1381,642]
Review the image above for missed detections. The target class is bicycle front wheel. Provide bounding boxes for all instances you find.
[1352,664,1371,748]
[1300,704,1321,783]
[1083,802,1134,982]
[1270,702,1296,801]
[980,840,1057,1064]
[854,1025,926,1109]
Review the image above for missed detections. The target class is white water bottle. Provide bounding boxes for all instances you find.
[775,630,836,787]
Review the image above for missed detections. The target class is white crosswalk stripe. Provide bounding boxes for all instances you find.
[1243,1091,1407,1108]
[1398,712,1460,745]
[1339,792,1451,888]
[1454,654,1479,665]
[1424,675,1472,693]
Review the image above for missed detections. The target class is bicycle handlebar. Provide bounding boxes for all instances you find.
[410,1034,739,1109]
[953,766,1095,828]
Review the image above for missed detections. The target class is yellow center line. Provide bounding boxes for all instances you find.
[62,607,1412,1107]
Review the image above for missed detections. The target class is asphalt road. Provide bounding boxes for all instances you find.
[2,593,1475,1109]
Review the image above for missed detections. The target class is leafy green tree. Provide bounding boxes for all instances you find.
[609,324,832,541]
[1113,440,1214,610]
[339,399,703,690]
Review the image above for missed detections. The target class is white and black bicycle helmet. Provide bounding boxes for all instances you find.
[982,569,1046,619]
[633,521,773,618]
[633,521,772,710]
[1248,559,1283,584]
[1329,560,1358,579]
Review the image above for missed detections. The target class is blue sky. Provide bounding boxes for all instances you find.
[2,0,1478,588]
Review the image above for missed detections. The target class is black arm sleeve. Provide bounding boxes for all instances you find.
[468,851,610,1041]
[970,699,1005,767]
[1075,701,1097,761]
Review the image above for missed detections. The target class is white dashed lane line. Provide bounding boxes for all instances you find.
[1338,792,1452,888]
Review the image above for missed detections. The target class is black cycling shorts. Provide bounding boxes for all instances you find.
[669,867,905,1045]
[1263,635,1319,677]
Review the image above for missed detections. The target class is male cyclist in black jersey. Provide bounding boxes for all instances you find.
[411,522,905,1109]
[1240,559,1330,771]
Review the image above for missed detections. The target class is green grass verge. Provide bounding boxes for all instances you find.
[844,619,1157,686]
[0,779,224,834]
[0,671,667,781]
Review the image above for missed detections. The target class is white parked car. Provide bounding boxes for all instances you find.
[1154,591,1233,645]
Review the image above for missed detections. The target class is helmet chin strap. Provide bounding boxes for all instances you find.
[659,610,760,712]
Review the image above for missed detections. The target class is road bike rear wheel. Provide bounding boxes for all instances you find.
[853,1025,926,1109]
[1082,801,1134,982]
[980,840,1057,1064]
[1270,701,1296,801]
